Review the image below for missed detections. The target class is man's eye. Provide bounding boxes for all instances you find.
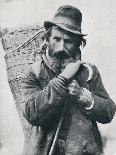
[53,37,60,41]
[65,39,72,44]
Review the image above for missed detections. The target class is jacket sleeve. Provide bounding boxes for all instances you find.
[85,65,116,124]
[21,65,68,127]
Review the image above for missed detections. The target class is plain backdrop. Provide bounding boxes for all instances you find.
[0,0,116,155]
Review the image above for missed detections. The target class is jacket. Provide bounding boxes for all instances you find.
[21,54,116,155]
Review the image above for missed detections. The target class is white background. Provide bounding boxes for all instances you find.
[0,0,116,155]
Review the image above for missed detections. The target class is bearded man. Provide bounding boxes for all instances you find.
[21,5,116,155]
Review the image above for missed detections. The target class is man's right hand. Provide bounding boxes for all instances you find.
[60,60,82,80]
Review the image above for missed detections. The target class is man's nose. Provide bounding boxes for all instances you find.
[58,39,65,51]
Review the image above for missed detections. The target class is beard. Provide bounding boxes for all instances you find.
[47,47,81,73]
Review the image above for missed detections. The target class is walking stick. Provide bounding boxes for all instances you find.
[48,63,93,155]
[48,105,66,155]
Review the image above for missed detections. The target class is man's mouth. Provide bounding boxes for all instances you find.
[54,50,70,60]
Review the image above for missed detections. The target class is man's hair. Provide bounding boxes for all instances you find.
[44,26,86,48]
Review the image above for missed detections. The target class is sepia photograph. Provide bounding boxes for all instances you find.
[0,0,116,155]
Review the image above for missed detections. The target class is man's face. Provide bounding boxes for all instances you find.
[48,27,81,61]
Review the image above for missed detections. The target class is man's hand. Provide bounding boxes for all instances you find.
[60,60,82,80]
[78,88,94,108]
[68,80,94,108]
[68,80,81,95]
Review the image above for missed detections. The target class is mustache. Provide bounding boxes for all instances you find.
[54,49,70,59]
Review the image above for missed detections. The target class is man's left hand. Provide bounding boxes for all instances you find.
[68,80,81,95]
[68,80,94,108]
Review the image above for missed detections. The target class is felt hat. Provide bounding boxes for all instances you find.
[44,5,86,36]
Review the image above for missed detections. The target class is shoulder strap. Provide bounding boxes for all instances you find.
[31,59,42,78]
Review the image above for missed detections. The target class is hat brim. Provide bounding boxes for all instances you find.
[44,21,87,36]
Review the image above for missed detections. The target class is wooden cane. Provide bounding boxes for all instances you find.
[48,63,93,155]
[48,105,66,155]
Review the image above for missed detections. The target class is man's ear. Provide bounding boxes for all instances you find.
[39,39,49,51]
[45,40,49,47]
[43,27,52,42]
[72,47,81,60]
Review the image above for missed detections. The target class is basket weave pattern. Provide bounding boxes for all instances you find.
[1,26,46,137]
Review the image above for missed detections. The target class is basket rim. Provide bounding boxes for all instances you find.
[3,27,45,56]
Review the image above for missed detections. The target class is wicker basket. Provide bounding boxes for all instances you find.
[1,25,46,137]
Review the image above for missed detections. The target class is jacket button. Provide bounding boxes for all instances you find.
[58,97,61,100]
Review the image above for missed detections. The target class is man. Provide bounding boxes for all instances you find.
[22,5,116,155]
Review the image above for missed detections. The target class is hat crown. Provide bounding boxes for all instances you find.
[44,5,86,36]
[54,5,82,26]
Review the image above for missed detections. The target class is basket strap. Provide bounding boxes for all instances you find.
[31,60,42,78]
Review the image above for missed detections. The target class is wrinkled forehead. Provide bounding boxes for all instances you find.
[51,26,76,39]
